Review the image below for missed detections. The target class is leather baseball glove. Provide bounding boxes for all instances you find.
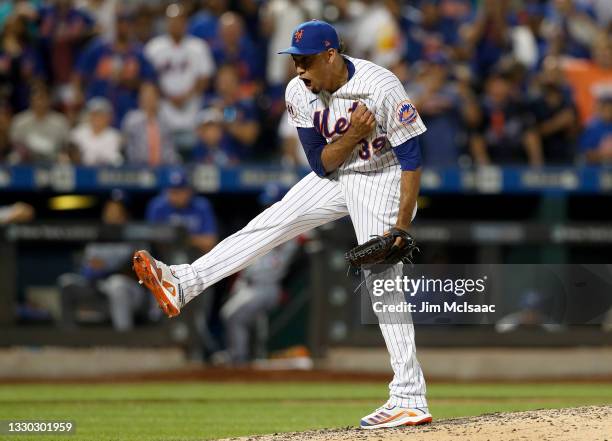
[345,227,419,267]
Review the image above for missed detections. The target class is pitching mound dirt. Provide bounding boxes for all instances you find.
[223,406,611,441]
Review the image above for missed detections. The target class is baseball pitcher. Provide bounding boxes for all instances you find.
[133,19,431,429]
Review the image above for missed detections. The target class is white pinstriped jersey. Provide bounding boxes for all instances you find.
[285,56,427,173]
[175,58,428,411]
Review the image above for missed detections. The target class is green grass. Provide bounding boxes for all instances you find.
[0,382,610,441]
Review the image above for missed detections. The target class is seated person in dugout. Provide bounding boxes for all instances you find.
[57,190,151,331]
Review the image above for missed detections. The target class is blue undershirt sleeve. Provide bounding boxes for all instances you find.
[392,136,422,171]
[297,127,328,177]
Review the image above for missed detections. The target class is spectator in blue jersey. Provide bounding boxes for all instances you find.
[0,13,43,113]
[402,0,462,63]
[188,0,227,43]
[146,169,218,255]
[37,0,95,94]
[460,0,513,80]
[192,108,239,166]
[201,64,260,160]
[580,94,612,165]
[73,9,156,127]
[209,12,262,94]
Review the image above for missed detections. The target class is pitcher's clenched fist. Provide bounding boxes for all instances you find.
[348,103,376,141]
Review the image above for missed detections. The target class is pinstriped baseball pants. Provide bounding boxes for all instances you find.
[173,167,428,408]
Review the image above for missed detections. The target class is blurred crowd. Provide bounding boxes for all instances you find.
[0,0,610,169]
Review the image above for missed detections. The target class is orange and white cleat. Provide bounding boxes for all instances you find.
[360,402,432,429]
[132,250,183,317]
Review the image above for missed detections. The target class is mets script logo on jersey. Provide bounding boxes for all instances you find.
[397,101,418,126]
[294,29,304,43]
[313,101,359,138]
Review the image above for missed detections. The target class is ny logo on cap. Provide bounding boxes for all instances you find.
[294,29,304,42]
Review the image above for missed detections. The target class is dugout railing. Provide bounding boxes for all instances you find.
[2,164,612,194]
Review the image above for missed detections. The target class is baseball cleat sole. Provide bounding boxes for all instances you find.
[133,250,180,318]
[360,412,432,430]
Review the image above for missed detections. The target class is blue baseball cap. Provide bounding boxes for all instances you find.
[166,169,190,188]
[278,20,340,56]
